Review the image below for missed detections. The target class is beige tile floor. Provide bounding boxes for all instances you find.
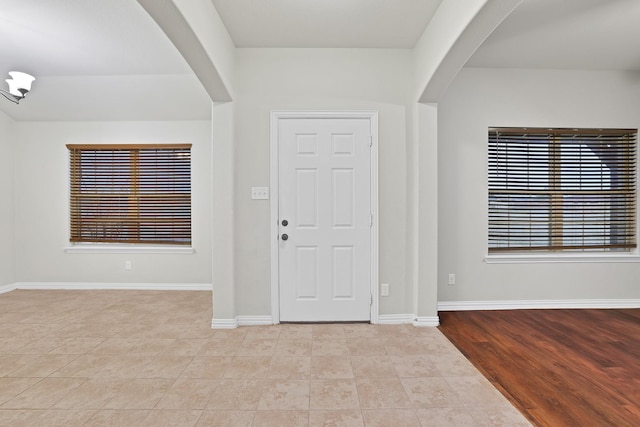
[0,290,530,426]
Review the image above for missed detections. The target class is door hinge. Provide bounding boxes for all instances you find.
[369,135,373,148]
[370,293,373,306]
[369,214,373,227]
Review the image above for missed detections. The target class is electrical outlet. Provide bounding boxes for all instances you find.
[448,274,455,285]
[251,187,269,200]
[125,260,132,271]
[380,283,390,297]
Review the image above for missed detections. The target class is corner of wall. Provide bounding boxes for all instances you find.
[0,112,16,286]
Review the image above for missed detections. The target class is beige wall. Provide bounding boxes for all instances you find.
[438,67,640,303]
[13,120,212,285]
[0,112,15,286]
[233,48,414,316]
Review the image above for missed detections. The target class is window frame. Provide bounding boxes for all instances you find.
[66,143,193,249]
[487,127,638,260]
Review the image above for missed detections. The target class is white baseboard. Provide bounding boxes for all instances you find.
[210,315,273,329]
[378,314,440,327]
[237,316,273,326]
[210,314,441,329]
[211,318,239,329]
[12,282,212,291]
[0,284,16,294]
[438,299,640,311]
[412,316,440,327]
[379,314,440,327]
[378,314,415,325]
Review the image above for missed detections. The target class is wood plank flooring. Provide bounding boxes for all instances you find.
[438,309,640,427]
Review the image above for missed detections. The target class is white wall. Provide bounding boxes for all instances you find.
[173,0,235,98]
[234,48,413,316]
[13,120,212,285]
[0,112,15,286]
[413,0,486,101]
[414,103,439,319]
[438,67,640,302]
[211,102,237,319]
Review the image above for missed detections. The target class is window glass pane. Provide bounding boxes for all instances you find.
[488,128,636,252]
[79,150,132,193]
[489,194,551,249]
[560,142,611,191]
[68,145,192,245]
[491,137,549,191]
[561,195,610,247]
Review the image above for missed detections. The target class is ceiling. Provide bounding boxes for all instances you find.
[0,0,190,77]
[467,0,640,71]
[1,0,639,121]
[210,0,442,48]
[0,0,208,121]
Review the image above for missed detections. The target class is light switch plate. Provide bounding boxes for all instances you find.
[380,283,389,297]
[251,187,269,200]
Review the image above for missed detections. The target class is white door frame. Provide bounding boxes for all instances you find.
[270,111,379,324]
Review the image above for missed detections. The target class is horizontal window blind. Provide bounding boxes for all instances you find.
[488,128,637,252]
[68,144,192,245]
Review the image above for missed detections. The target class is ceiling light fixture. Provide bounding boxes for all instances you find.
[1,71,36,104]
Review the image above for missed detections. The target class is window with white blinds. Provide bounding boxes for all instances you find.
[488,128,637,252]
[68,144,192,245]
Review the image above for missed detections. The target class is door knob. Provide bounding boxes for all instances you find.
[281,234,288,241]
[282,219,288,226]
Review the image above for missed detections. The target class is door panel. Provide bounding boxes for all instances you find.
[332,169,355,227]
[296,169,318,227]
[278,118,371,322]
[332,246,355,298]
[296,246,318,299]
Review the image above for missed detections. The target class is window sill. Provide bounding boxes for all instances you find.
[64,245,194,254]
[484,253,640,264]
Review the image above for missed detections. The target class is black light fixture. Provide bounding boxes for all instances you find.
[1,71,36,104]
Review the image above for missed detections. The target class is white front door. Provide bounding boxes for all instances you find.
[277,116,373,322]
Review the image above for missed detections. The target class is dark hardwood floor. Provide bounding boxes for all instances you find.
[438,309,640,427]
